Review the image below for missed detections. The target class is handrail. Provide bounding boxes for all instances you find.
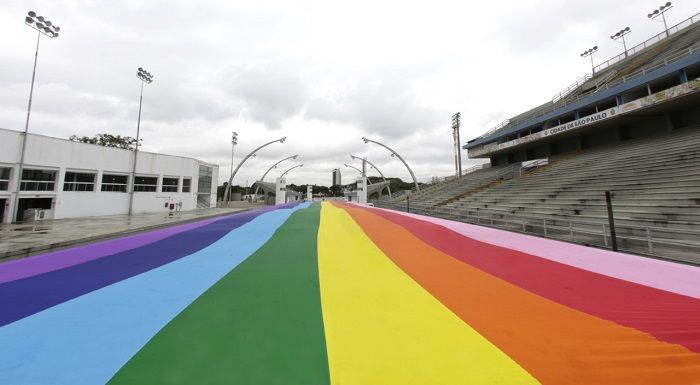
[372,200,700,264]
[552,73,592,103]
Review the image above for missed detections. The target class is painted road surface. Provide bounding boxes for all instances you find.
[1,202,700,384]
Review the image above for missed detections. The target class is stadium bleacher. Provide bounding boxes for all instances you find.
[376,13,700,263]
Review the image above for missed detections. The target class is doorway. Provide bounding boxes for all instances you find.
[16,197,52,222]
[0,199,5,223]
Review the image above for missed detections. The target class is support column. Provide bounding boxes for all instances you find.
[679,69,688,83]
[356,177,367,204]
[275,177,286,205]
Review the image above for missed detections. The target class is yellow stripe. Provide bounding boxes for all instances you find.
[317,203,540,385]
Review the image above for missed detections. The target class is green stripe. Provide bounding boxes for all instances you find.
[109,203,329,385]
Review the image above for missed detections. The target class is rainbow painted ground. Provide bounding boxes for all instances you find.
[1,202,700,384]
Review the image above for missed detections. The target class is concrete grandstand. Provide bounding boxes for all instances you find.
[375,12,700,264]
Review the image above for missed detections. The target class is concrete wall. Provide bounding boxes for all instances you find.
[0,128,218,222]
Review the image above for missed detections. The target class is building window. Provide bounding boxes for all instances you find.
[101,174,128,192]
[0,167,10,190]
[20,169,56,191]
[197,165,212,193]
[63,171,95,192]
[162,177,179,192]
[134,176,157,192]
[182,178,191,193]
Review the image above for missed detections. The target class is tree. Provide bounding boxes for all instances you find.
[217,183,245,200]
[69,133,142,150]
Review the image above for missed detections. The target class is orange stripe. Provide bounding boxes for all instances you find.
[339,203,700,385]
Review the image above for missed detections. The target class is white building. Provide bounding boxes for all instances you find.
[0,128,218,223]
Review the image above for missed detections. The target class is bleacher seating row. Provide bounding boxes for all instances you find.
[380,127,700,262]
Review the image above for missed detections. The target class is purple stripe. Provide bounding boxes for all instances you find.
[0,204,295,327]
[0,216,223,284]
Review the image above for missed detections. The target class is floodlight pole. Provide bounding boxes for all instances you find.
[12,11,60,223]
[228,132,237,201]
[611,28,631,58]
[350,155,392,199]
[648,2,673,37]
[362,137,419,191]
[128,68,154,216]
[580,46,598,74]
[224,137,286,204]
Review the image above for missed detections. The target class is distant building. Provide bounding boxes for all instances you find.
[332,168,341,186]
[0,128,218,223]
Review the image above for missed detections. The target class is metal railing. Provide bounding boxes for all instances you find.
[472,12,700,145]
[552,73,593,103]
[372,201,700,265]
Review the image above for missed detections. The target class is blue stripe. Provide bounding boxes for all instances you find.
[0,204,292,327]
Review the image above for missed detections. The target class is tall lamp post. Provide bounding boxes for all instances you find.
[11,11,60,223]
[580,46,598,74]
[648,2,673,37]
[350,155,392,199]
[128,67,154,216]
[279,164,303,178]
[227,132,238,201]
[224,137,286,204]
[253,154,299,198]
[362,136,420,191]
[610,27,631,58]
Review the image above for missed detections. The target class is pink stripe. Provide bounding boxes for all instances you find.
[0,216,223,284]
[359,204,700,299]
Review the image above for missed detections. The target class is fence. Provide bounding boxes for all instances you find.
[372,201,700,265]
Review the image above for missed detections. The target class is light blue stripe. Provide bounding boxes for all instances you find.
[0,203,310,385]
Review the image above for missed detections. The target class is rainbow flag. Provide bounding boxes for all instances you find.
[1,201,700,384]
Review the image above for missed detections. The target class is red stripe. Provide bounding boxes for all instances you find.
[349,204,700,353]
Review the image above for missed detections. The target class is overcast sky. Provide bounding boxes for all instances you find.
[1,1,697,186]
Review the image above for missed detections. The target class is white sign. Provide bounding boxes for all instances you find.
[469,77,700,158]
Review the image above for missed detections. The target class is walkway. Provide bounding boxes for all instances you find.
[0,201,262,260]
[0,202,699,384]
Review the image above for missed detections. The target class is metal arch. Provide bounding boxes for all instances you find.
[350,155,392,199]
[224,137,286,203]
[362,137,420,191]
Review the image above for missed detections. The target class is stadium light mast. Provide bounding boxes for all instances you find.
[648,2,673,37]
[224,136,286,204]
[128,67,154,216]
[610,27,631,58]
[12,11,60,223]
[279,164,303,178]
[452,112,462,177]
[580,46,598,74]
[227,132,238,201]
[362,137,420,191]
[350,155,392,199]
